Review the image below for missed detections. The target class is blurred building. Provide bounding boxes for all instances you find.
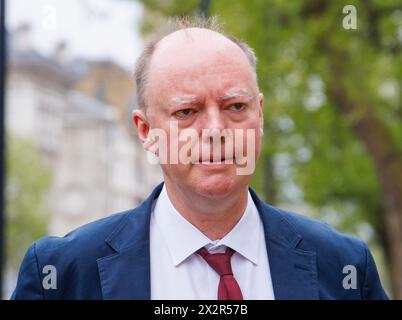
[6,24,162,236]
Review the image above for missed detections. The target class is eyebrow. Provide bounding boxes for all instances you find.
[220,89,254,102]
[167,89,254,108]
[168,95,198,107]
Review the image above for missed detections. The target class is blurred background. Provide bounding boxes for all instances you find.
[1,0,401,299]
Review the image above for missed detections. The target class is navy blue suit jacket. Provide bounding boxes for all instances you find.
[12,183,388,299]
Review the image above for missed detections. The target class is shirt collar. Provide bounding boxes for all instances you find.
[218,191,261,265]
[152,185,261,266]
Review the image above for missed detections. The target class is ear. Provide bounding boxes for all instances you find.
[258,93,264,130]
[132,109,150,145]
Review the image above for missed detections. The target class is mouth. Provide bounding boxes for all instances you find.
[193,157,234,165]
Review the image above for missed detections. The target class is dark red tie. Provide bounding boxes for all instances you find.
[197,247,244,300]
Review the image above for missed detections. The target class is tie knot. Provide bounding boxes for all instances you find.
[197,247,235,276]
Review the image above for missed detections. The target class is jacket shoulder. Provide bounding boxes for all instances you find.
[266,204,388,299]
[277,206,365,252]
[12,209,135,299]
[36,209,133,259]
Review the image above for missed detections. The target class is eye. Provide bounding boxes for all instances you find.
[174,109,194,119]
[229,103,246,111]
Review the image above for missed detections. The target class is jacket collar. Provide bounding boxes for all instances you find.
[96,183,162,300]
[97,183,318,300]
[249,188,319,299]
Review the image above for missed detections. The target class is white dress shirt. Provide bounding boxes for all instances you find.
[150,185,275,300]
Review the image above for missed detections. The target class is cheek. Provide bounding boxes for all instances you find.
[253,121,263,159]
[237,121,261,156]
[254,132,262,159]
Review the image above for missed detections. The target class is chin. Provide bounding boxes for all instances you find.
[195,175,237,198]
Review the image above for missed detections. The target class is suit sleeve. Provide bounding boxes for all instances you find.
[11,242,44,300]
[362,243,389,300]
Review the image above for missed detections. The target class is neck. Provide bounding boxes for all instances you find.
[163,180,249,240]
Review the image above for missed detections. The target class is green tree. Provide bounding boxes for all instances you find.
[6,135,51,270]
[136,0,402,298]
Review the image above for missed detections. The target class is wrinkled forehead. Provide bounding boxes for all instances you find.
[153,27,247,64]
[147,28,256,97]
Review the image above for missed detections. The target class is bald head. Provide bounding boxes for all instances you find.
[134,19,258,112]
[152,27,252,71]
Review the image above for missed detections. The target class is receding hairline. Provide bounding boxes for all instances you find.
[149,27,252,74]
[156,26,236,48]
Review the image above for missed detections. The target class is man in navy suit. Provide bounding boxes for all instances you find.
[12,18,388,300]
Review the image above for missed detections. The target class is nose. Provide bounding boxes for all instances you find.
[201,106,226,144]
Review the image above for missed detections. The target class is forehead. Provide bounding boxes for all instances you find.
[147,29,256,99]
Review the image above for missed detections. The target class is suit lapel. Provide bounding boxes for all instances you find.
[97,183,164,300]
[97,240,150,299]
[250,189,319,300]
[265,239,318,299]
